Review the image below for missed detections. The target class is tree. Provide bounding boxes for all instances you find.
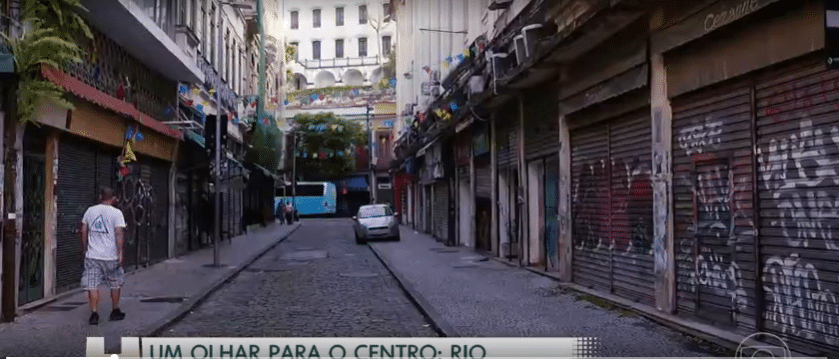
[2,0,92,124]
[244,114,282,172]
[293,113,366,181]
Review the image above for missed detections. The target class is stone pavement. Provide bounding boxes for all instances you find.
[163,218,437,338]
[369,226,729,357]
[0,222,300,357]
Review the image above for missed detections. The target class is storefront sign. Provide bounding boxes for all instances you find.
[651,0,780,53]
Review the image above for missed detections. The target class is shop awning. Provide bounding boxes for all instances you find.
[185,129,205,148]
[41,64,183,140]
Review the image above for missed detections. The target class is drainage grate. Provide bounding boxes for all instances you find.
[140,297,185,303]
[452,263,477,268]
[339,272,378,278]
[434,249,459,253]
[41,306,79,312]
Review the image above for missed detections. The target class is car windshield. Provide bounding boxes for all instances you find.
[358,206,391,218]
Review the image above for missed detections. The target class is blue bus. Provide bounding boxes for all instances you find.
[275,182,337,216]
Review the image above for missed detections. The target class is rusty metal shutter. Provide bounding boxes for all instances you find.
[671,79,756,330]
[608,111,655,305]
[496,119,517,169]
[570,110,655,305]
[571,122,611,291]
[432,182,448,241]
[56,138,97,291]
[755,56,839,351]
[524,89,559,160]
[475,157,491,199]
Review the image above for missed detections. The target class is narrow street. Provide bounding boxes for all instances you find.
[159,219,437,337]
[158,219,728,357]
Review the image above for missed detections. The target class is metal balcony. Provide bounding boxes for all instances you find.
[302,56,382,69]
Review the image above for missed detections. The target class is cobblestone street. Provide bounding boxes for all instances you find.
[160,219,437,337]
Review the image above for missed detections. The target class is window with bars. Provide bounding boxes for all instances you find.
[358,5,367,24]
[358,37,367,57]
[382,36,391,55]
[313,9,321,28]
[290,10,298,29]
[383,3,391,22]
[336,7,344,26]
[224,29,230,81]
[312,40,321,60]
[335,39,344,58]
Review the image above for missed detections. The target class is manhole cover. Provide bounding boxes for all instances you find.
[280,250,328,261]
[434,249,459,253]
[452,263,477,268]
[140,297,185,303]
[461,256,488,262]
[339,272,378,278]
[41,306,78,312]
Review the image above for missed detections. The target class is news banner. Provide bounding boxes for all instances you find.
[5,334,825,358]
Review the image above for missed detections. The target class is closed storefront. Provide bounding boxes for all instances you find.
[455,130,471,247]
[432,182,448,241]
[495,105,519,259]
[473,122,492,252]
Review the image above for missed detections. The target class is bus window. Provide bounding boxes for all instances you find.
[295,184,325,197]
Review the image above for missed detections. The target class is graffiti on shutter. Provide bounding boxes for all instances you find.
[672,80,755,328]
[755,58,839,350]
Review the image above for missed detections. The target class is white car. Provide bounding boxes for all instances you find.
[353,204,400,244]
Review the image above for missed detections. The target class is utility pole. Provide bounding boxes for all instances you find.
[367,104,374,204]
[292,132,299,211]
[212,9,224,267]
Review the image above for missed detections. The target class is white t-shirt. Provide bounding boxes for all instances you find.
[82,204,127,261]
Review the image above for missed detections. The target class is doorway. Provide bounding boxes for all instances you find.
[527,160,545,266]
[544,156,559,271]
[20,126,46,304]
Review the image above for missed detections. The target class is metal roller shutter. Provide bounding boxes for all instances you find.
[496,122,517,169]
[571,122,611,291]
[432,182,448,241]
[56,139,97,291]
[754,56,839,351]
[672,80,756,329]
[149,160,170,263]
[475,158,491,199]
[607,111,654,305]
[570,110,655,305]
[524,90,559,160]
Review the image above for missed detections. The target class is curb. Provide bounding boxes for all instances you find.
[367,239,460,338]
[141,222,302,337]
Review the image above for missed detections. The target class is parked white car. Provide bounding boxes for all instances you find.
[353,204,400,244]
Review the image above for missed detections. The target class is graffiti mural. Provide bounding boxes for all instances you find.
[572,158,608,251]
[758,118,839,346]
[610,157,653,255]
[677,119,723,156]
[115,172,155,266]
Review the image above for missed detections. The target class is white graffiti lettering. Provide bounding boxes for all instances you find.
[759,120,839,251]
[763,254,839,345]
[692,249,748,312]
[677,119,723,156]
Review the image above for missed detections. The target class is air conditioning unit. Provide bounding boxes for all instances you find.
[468,75,485,96]
[522,24,548,59]
[487,51,510,94]
[513,35,526,64]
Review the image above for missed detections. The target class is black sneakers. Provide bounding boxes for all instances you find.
[89,312,99,325]
[109,308,126,321]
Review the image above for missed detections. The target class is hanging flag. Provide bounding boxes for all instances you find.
[192,87,201,94]
[450,102,458,111]
[135,132,144,141]
[284,99,289,106]
[446,56,453,64]
[456,54,464,61]
[125,126,134,140]
[178,85,188,95]
[422,66,431,73]
[209,87,216,94]
[196,104,204,112]
[389,78,397,87]
[463,48,470,57]
[122,141,137,164]
[318,94,326,100]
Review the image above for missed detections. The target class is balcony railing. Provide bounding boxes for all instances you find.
[302,56,381,69]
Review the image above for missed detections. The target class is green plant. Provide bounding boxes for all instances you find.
[3,0,92,124]
[244,115,282,171]
[293,113,366,180]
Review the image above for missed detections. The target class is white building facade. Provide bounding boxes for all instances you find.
[281,0,395,89]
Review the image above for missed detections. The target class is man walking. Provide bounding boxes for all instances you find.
[80,187,127,325]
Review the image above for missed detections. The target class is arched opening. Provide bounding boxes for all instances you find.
[314,71,336,88]
[343,69,364,86]
[293,73,308,90]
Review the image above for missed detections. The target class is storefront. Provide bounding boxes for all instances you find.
[656,0,835,351]
[522,86,560,268]
[561,18,656,305]
[472,121,492,252]
[454,120,472,247]
[495,104,519,260]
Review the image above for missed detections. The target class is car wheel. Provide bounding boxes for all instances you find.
[393,234,401,242]
[355,235,366,245]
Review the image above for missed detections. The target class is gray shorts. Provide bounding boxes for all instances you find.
[81,258,125,290]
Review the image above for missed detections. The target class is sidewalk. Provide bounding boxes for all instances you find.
[0,222,300,357]
[369,226,725,357]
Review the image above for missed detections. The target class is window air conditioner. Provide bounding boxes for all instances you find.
[513,35,526,64]
[522,24,547,59]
